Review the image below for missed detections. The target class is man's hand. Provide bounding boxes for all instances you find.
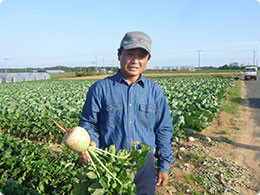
[78,141,96,168]
[156,172,168,187]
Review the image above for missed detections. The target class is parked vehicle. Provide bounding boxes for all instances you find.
[244,66,258,80]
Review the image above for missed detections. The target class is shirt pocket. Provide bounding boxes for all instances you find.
[138,103,157,128]
[104,102,123,128]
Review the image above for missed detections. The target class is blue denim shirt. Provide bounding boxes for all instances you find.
[79,70,173,172]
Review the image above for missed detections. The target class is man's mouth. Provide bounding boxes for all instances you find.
[128,66,139,71]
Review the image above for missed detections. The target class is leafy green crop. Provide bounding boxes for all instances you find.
[0,133,150,194]
[156,77,232,138]
[0,78,232,142]
[0,77,233,194]
[0,133,84,194]
[0,80,95,142]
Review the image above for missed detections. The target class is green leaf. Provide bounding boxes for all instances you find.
[92,188,105,195]
[99,177,108,189]
[86,171,97,179]
[71,182,89,195]
[88,181,102,191]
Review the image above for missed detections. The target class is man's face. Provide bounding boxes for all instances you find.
[118,48,149,79]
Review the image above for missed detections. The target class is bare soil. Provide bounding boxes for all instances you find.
[156,81,260,195]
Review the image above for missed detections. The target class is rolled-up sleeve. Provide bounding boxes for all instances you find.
[79,85,101,148]
[154,91,174,172]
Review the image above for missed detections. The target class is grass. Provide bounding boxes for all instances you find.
[233,126,240,130]
[220,80,241,114]
[184,175,204,185]
[183,175,205,195]
[219,130,229,135]
[49,72,112,80]
[186,152,206,165]
[50,72,76,79]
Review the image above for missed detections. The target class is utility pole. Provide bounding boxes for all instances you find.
[4,58,9,73]
[197,50,202,70]
[95,54,98,72]
[253,50,256,66]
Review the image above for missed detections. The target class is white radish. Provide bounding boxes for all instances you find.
[64,126,90,152]
[50,118,90,152]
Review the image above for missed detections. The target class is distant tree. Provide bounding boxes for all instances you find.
[218,64,229,69]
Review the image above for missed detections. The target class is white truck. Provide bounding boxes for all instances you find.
[244,66,258,80]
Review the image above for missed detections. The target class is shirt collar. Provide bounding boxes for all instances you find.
[114,70,145,87]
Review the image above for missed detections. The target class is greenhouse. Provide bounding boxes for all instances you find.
[0,72,50,83]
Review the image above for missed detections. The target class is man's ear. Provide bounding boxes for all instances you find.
[117,49,121,61]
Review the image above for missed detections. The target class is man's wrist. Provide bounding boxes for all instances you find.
[157,160,169,173]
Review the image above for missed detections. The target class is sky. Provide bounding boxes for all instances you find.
[0,0,260,69]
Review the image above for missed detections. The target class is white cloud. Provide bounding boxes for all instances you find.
[0,0,3,4]
[257,0,260,4]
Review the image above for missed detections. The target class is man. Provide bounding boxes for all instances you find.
[79,31,173,194]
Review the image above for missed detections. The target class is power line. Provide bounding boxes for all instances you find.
[200,50,255,53]
[2,49,258,68]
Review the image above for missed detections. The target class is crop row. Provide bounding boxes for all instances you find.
[157,77,232,138]
[0,78,232,143]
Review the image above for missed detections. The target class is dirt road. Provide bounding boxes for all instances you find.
[240,78,260,187]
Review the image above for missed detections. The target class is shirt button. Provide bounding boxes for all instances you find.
[130,120,133,124]
[129,103,132,106]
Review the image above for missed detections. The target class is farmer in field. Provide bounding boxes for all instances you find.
[79,31,173,194]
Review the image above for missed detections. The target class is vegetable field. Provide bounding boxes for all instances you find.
[0,77,233,194]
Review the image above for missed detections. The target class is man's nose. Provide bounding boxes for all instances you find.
[130,55,140,63]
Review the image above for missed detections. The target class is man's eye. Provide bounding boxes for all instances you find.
[139,54,147,59]
[126,53,134,57]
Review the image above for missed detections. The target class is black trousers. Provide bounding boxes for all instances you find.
[134,152,156,195]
